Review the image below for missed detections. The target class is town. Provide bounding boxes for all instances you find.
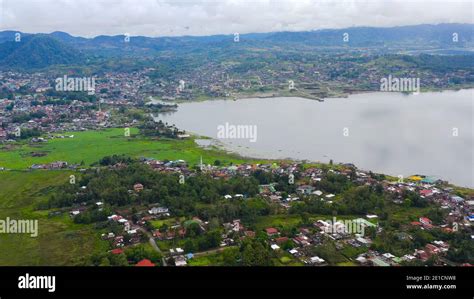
[0,23,473,269]
[1,49,473,142]
[40,156,474,267]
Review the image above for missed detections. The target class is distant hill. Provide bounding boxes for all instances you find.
[262,24,474,47]
[0,35,84,69]
[0,30,32,44]
[0,23,472,69]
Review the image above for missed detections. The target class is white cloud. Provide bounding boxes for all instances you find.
[0,0,472,37]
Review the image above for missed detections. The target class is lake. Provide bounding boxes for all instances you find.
[156,89,474,187]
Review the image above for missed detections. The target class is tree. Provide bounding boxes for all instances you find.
[426,207,445,225]
[109,253,129,266]
[222,247,240,266]
[159,223,169,233]
[412,229,434,248]
[184,239,197,253]
[185,222,202,237]
[241,240,272,266]
[99,257,111,266]
[208,218,220,231]
[281,240,296,251]
[403,198,412,208]
[341,185,384,214]
[300,212,311,226]
[365,226,377,239]
[125,246,147,264]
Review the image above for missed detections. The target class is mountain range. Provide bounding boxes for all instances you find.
[0,23,473,70]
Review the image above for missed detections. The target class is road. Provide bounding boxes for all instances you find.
[138,227,167,266]
[149,237,167,266]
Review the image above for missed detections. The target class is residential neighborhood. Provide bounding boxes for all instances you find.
[50,158,474,267]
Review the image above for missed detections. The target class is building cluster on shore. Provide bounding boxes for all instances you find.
[57,157,474,267]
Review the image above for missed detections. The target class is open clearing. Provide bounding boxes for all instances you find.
[0,128,255,169]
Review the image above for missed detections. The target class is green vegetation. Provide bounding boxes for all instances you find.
[86,243,162,266]
[150,217,184,230]
[187,251,225,266]
[309,242,348,264]
[0,128,472,266]
[0,128,255,169]
[254,214,302,231]
[0,170,108,265]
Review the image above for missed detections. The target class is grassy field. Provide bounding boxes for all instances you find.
[254,214,303,231]
[254,214,373,231]
[0,128,257,169]
[0,170,108,265]
[0,128,263,266]
[150,217,185,230]
[187,251,224,266]
[273,252,304,266]
[390,206,431,223]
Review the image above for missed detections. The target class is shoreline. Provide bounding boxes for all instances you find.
[191,134,474,190]
[1,126,472,193]
[151,88,474,189]
[149,84,474,104]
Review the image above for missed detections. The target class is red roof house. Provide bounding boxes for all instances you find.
[244,231,256,238]
[275,237,289,244]
[136,259,155,267]
[419,217,432,224]
[110,248,124,255]
[419,217,433,229]
[153,230,162,239]
[416,250,429,261]
[420,189,433,197]
[265,227,279,236]
[425,244,440,255]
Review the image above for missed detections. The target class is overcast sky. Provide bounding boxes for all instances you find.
[0,0,472,38]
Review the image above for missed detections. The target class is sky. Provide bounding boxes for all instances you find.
[0,0,472,38]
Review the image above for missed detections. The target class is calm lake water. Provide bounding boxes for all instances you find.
[157,89,474,187]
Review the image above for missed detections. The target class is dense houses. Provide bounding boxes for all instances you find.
[59,157,474,266]
[0,69,163,143]
[1,55,471,145]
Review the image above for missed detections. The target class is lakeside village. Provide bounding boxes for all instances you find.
[1,53,472,140]
[47,158,474,267]
[1,69,473,267]
[0,70,158,139]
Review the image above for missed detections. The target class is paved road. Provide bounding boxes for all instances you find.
[138,227,167,266]
[140,227,238,266]
[149,237,167,266]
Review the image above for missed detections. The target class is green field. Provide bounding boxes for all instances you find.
[187,252,224,266]
[274,252,304,266]
[0,128,255,169]
[150,217,185,230]
[0,128,261,266]
[254,214,303,231]
[0,170,108,265]
[254,214,371,231]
